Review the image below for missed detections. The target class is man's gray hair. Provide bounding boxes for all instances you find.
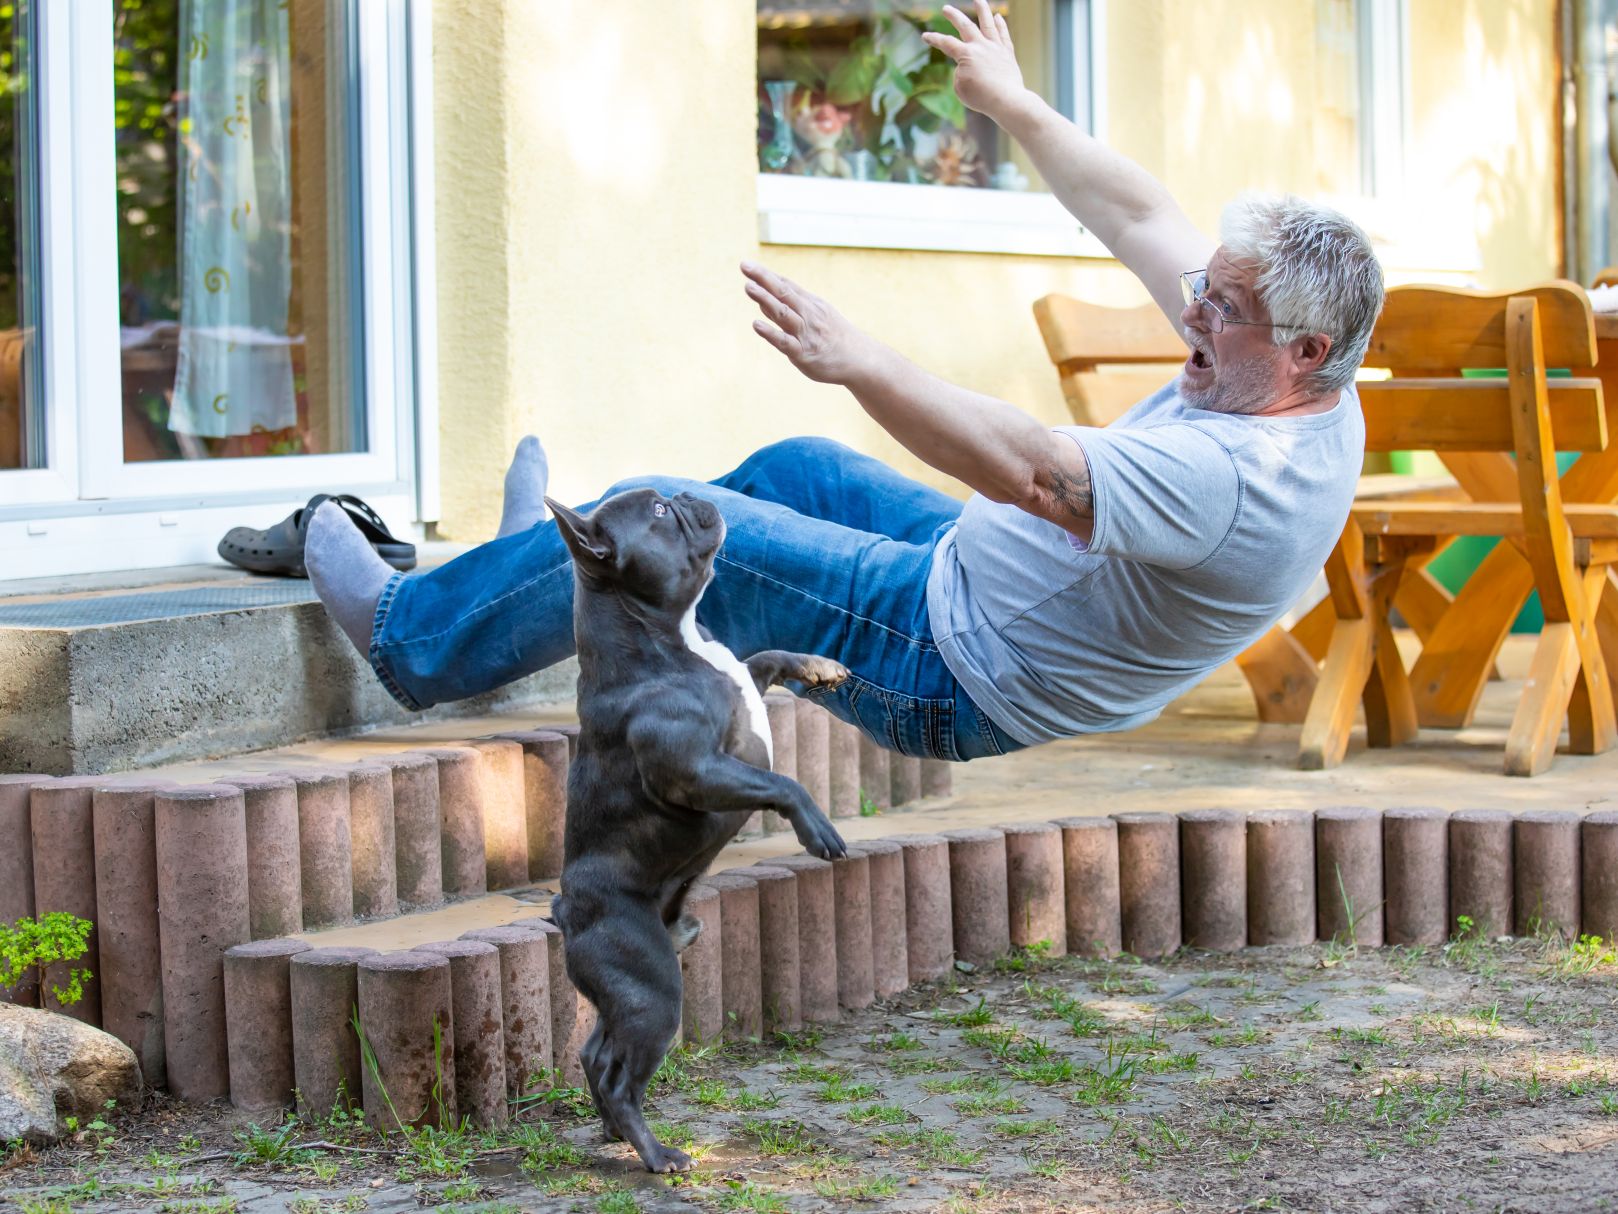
[1219,194,1385,394]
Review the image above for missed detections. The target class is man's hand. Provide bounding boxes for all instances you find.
[921,1,1030,126]
[742,260,878,387]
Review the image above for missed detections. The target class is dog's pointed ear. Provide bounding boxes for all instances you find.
[545,497,614,567]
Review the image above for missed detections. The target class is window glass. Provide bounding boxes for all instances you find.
[757,1,1062,193]
[114,0,364,463]
[0,0,40,471]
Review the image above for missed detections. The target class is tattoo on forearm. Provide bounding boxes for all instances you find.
[1047,463,1093,518]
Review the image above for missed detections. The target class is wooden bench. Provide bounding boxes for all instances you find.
[1300,282,1617,775]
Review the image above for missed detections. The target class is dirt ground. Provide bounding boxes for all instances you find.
[4,933,1616,1214]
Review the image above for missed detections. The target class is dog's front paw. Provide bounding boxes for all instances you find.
[643,1142,694,1173]
[795,812,848,862]
[797,656,850,690]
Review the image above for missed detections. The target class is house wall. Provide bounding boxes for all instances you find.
[430,0,1561,540]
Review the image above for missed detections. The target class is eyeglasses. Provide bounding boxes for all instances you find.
[1180,269,1298,334]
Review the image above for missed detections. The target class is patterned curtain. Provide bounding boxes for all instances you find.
[171,0,296,438]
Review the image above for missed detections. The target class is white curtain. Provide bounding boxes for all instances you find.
[171,0,297,439]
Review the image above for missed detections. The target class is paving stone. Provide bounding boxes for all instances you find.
[418,940,508,1129]
[1449,809,1514,939]
[1514,810,1581,940]
[220,775,303,939]
[155,784,251,1102]
[1315,806,1385,948]
[1178,808,1246,952]
[1002,821,1066,956]
[223,939,310,1111]
[92,782,171,1085]
[942,827,1010,969]
[1246,809,1316,946]
[357,951,456,1131]
[1113,812,1181,959]
[1383,807,1449,946]
[290,946,376,1119]
[1051,816,1122,959]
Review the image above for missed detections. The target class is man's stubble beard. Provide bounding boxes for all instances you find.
[1179,347,1284,416]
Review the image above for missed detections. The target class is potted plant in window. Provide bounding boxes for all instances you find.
[778,3,976,185]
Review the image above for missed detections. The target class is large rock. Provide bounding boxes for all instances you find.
[0,1005,143,1143]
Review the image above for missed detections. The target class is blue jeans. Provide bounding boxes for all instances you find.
[370,437,1024,762]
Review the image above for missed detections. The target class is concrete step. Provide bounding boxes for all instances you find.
[0,553,577,775]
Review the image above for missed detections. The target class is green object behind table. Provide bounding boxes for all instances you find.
[1387,368,1577,633]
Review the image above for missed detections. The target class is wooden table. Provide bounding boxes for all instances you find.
[1398,310,1618,729]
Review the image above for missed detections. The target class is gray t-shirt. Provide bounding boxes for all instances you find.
[926,381,1365,745]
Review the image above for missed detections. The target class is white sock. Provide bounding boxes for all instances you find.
[497,435,550,538]
[306,502,395,656]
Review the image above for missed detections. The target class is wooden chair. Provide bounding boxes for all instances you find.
[1300,282,1618,775]
[1031,293,1463,724]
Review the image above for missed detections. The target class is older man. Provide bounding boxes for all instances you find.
[305,1,1381,762]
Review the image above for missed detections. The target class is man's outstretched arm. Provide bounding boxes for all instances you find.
[741,262,1098,543]
[924,0,1214,327]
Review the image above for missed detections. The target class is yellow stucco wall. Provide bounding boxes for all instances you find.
[430,0,1561,538]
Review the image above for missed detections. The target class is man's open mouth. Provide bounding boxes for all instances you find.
[1189,347,1213,370]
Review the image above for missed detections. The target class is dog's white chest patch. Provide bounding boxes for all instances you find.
[678,607,773,766]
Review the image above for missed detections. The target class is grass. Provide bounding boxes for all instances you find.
[815,1074,880,1103]
[595,1190,642,1214]
[955,1091,1028,1116]
[874,1127,982,1167]
[991,1118,1060,1139]
[934,998,994,1027]
[716,1182,786,1213]
[693,1079,781,1111]
[845,1103,913,1126]
[812,1174,901,1200]
[739,1117,822,1157]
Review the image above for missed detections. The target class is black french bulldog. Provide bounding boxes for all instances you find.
[543,487,849,1173]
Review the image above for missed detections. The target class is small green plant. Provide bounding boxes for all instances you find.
[740,1117,821,1157]
[0,912,95,1007]
[595,1189,642,1214]
[858,791,881,817]
[231,1118,304,1165]
[512,1069,593,1119]
[1598,1091,1618,1116]
[813,1174,901,1200]
[716,1182,785,1213]
[933,997,994,1027]
[845,1103,912,1125]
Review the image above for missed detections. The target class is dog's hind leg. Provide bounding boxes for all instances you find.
[576,1021,624,1141]
[595,998,687,1172]
[565,905,690,1171]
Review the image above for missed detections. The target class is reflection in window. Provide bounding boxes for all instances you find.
[757,1,1059,192]
[115,0,363,464]
[0,0,39,471]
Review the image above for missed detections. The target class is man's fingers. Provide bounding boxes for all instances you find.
[939,4,981,40]
[973,0,999,43]
[744,280,801,335]
[996,13,1012,44]
[740,259,803,305]
[751,318,800,360]
[920,30,966,60]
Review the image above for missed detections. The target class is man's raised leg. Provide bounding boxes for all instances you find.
[714,437,962,543]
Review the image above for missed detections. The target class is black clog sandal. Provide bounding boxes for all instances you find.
[217,493,418,578]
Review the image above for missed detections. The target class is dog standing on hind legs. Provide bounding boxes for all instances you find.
[543,487,849,1172]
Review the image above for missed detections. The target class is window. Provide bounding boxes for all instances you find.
[0,1,40,472]
[755,0,1107,256]
[0,0,432,577]
[1313,0,1407,200]
[113,0,364,466]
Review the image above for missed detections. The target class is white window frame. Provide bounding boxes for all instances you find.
[0,0,436,577]
[757,0,1110,258]
[1356,0,1408,202]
